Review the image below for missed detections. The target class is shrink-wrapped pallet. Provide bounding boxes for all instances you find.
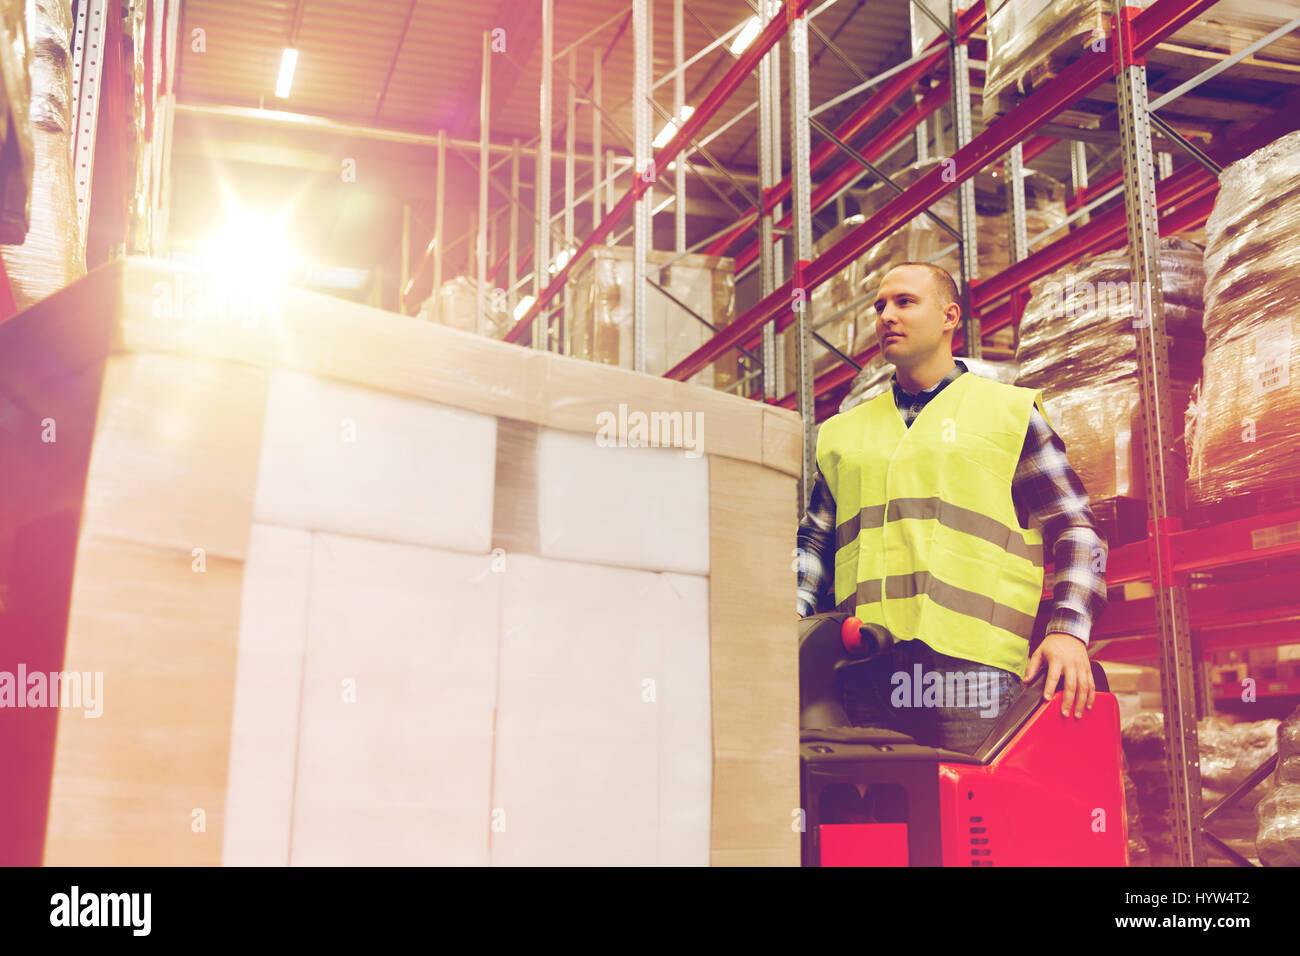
[983,0,1300,123]
[1016,239,1206,503]
[0,0,82,309]
[0,0,31,244]
[0,257,802,866]
[568,245,740,392]
[1188,131,1300,506]
[419,274,513,339]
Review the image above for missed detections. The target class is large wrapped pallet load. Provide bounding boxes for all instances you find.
[1187,130,1300,507]
[1124,711,1280,864]
[0,0,32,245]
[567,245,742,393]
[983,0,1300,123]
[0,257,803,866]
[783,161,1065,396]
[419,274,513,340]
[0,0,82,310]
[1015,238,1206,505]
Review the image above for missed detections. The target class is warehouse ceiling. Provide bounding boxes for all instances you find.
[176,0,915,170]
[168,1,1300,314]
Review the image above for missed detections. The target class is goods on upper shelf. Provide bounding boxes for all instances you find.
[567,245,742,392]
[1187,130,1300,506]
[982,0,1300,122]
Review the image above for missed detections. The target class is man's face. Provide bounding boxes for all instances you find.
[873,266,957,367]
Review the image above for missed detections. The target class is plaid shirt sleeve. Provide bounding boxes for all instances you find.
[1012,406,1110,645]
[795,467,836,618]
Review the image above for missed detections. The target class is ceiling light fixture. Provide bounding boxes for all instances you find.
[653,105,695,149]
[729,15,761,55]
[276,48,299,99]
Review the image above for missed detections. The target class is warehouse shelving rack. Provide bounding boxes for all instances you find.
[432,0,1300,866]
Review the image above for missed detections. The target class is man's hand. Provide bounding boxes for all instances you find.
[1025,632,1095,719]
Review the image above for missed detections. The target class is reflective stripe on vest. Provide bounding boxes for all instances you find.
[816,372,1048,676]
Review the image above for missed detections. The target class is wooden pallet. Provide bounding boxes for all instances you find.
[1184,485,1300,530]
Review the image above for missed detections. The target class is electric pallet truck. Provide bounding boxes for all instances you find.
[799,612,1129,866]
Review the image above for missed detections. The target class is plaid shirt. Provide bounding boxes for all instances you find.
[795,360,1108,645]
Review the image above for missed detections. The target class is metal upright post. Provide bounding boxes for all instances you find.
[758,0,779,399]
[1070,140,1090,226]
[948,0,979,358]
[592,53,603,228]
[565,48,577,355]
[1112,0,1202,868]
[509,139,520,318]
[910,7,929,165]
[477,30,491,336]
[536,0,554,350]
[1006,142,1028,263]
[789,6,816,508]
[434,128,447,324]
[400,203,411,306]
[674,0,686,253]
[1157,151,1173,179]
[605,149,617,237]
[633,0,651,372]
[1005,142,1028,350]
[768,0,786,392]
[71,0,109,247]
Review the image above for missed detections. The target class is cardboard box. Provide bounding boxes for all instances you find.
[0,257,802,866]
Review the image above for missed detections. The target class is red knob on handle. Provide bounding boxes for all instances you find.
[841,616,865,656]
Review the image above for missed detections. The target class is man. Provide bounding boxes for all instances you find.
[796,261,1108,755]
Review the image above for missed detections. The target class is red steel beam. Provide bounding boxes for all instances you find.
[702,1,988,260]
[768,168,1220,412]
[505,0,814,344]
[1066,166,1123,212]
[665,0,1221,382]
[732,79,951,278]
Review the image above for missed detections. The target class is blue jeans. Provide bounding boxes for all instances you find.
[839,637,1025,755]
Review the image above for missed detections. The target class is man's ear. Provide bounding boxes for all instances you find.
[945,301,962,331]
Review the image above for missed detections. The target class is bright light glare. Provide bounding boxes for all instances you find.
[653,105,695,148]
[514,295,536,320]
[548,248,573,274]
[729,16,761,55]
[276,48,298,98]
[204,208,302,289]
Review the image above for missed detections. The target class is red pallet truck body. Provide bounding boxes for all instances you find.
[799,612,1128,866]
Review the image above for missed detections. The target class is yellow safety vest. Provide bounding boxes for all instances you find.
[816,372,1049,675]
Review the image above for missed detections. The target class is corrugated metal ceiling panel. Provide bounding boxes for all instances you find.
[179,0,917,174]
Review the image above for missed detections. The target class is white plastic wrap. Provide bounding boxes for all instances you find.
[1257,706,1300,867]
[1188,130,1300,505]
[0,0,82,310]
[568,245,739,391]
[1016,238,1205,502]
